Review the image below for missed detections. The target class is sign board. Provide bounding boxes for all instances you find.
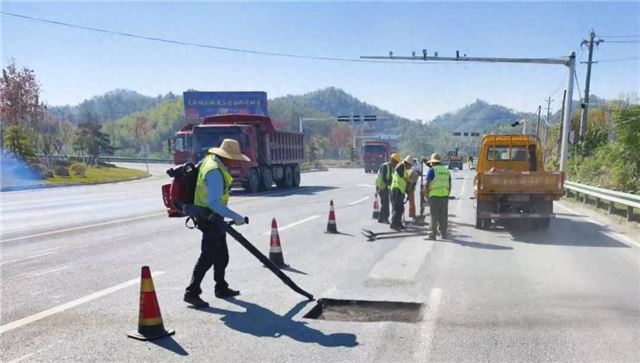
[183,91,268,119]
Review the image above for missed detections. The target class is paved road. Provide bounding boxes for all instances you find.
[1,167,638,362]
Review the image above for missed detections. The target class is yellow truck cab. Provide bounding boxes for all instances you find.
[474,135,564,229]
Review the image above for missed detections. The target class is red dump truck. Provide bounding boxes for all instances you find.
[173,123,195,164]
[363,141,391,173]
[190,114,304,192]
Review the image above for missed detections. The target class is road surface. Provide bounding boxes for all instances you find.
[1,166,638,362]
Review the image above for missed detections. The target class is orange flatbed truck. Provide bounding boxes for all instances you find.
[474,135,564,230]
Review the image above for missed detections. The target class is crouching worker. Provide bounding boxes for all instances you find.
[184,139,250,308]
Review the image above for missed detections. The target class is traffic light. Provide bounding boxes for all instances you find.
[463,132,469,137]
[352,115,361,122]
[337,115,351,122]
[452,132,462,136]
[364,115,377,122]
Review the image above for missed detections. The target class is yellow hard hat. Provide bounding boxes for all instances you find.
[390,153,401,163]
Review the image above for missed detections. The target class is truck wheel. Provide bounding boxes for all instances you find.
[283,166,294,188]
[260,167,273,191]
[245,168,259,193]
[292,165,301,187]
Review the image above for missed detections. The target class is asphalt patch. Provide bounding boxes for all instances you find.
[303,298,423,323]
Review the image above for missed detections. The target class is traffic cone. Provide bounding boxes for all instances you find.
[372,193,380,219]
[269,218,288,269]
[326,200,338,233]
[127,266,174,341]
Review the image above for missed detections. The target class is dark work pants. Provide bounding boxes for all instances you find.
[378,188,390,222]
[429,196,449,235]
[185,215,229,295]
[391,189,405,227]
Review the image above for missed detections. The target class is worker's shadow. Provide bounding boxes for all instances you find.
[200,298,358,348]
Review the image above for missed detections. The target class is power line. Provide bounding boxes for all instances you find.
[597,57,640,63]
[599,34,640,38]
[602,40,640,44]
[0,11,452,66]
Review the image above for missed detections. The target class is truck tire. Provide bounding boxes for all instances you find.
[260,167,273,191]
[245,168,260,193]
[292,164,301,187]
[283,165,294,188]
[475,200,493,230]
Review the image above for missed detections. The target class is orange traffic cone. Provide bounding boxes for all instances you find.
[127,266,174,341]
[269,218,288,269]
[372,193,380,219]
[326,200,338,233]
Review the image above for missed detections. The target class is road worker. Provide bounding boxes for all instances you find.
[376,153,401,224]
[424,153,452,240]
[390,155,413,231]
[184,139,249,308]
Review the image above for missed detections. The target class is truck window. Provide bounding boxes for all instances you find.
[364,145,386,153]
[174,136,185,152]
[511,146,527,161]
[487,146,510,161]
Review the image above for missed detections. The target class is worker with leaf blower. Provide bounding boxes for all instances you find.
[183,139,250,308]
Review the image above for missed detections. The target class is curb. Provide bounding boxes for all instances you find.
[0,173,151,192]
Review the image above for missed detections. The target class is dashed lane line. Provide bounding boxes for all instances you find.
[348,196,370,206]
[413,287,443,361]
[0,271,166,335]
[261,215,320,235]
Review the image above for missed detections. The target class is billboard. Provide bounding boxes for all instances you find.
[183,91,268,119]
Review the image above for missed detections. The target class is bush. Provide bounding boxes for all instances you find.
[70,163,88,177]
[29,163,53,178]
[54,166,70,177]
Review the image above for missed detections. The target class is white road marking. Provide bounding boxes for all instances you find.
[6,345,54,363]
[0,212,166,244]
[357,183,375,188]
[30,264,72,277]
[0,251,55,266]
[348,196,370,206]
[456,176,468,212]
[555,202,639,247]
[261,215,320,235]
[413,287,443,360]
[0,271,166,335]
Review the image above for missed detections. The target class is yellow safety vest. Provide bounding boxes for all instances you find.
[391,165,409,194]
[376,162,392,190]
[428,165,450,197]
[194,155,233,209]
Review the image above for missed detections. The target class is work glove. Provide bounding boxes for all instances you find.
[233,216,246,226]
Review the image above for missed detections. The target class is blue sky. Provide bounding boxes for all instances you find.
[2,1,639,121]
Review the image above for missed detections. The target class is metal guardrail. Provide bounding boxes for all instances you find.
[564,181,640,221]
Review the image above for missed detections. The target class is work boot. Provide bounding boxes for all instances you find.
[426,234,436,241]
[390,224,402,231]
[378,219,390,224]
[440,232,448,239]
[215,287,240,299]
[184,292,209,308]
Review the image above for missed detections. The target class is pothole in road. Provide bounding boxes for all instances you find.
[303,298,423,323]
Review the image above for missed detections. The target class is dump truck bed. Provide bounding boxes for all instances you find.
[476,170,564,196]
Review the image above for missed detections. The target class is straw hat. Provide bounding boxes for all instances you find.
[428,153,442,163]
[402,154,413,165]
[208,139,250,162]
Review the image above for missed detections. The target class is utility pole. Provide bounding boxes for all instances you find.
[535,105,542,139]
[579,30,601,141]
[557,90,566,159]
[544,97,553,144]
